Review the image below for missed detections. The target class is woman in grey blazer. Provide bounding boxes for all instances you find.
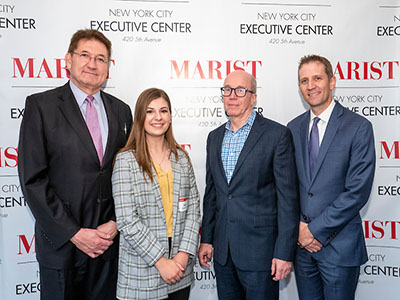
[112,88,201,300]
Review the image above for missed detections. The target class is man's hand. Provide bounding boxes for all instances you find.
[70,228,113,258]
[198,243,213,267]
[271,258,292,281]
[304,239,323,253]
[97,220,118,241]
[173,251,189,271]
[155,256,184,285]
[298,221,322,253]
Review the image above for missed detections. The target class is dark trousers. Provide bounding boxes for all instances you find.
[167,237,191,300]
[295,248,360,300]
[39,257,118,300]
[214,248,278,300]
[168,286,191,300]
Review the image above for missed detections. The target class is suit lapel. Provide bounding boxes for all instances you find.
[230,113,263,182]
[215,125,228,184]
[58,83,100,166]
[310,102,343,185]
[171,154,181,234]
[102,91,118,167]
[300,112,311,184]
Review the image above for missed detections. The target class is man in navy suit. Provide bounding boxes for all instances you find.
[18,29,132,300]
[198,70,299,300]
[288,55,375,300]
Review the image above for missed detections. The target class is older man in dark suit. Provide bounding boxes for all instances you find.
[18,29,132,300]
[198,70,299,300]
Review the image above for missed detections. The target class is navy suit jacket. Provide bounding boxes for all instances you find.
[201,113,299,271]
[18,82,132,269]
[287,101,375,267]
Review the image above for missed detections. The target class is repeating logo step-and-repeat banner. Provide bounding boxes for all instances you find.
[0,0,399,299]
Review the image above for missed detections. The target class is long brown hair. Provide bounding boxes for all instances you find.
[119,88,182,182]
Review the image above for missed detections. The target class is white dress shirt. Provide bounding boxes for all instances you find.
[308,100,336,146]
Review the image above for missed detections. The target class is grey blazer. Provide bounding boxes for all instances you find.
[112,149,201,300]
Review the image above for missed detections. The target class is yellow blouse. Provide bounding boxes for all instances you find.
[153,162,174,237]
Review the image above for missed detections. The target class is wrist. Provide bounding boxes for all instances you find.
[177,251,189,258]
[70,228,82,243]
[302,238,315,247]
[155,256,169,270]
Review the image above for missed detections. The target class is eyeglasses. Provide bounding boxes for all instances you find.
[72,52,108,65]
[221,87,255,98]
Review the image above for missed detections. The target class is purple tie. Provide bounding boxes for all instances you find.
[85,95,103,164]
[309,117,320,178]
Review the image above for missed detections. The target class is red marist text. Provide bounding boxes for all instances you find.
[334,61,399,80]
[364,220,400,240]
[18,234,36,255]
[13,58,69,79]
[180,144,191,151]
[0,147,18,168]
[12,58,115,79]
[380,141,399,159]
[170,60,262,79]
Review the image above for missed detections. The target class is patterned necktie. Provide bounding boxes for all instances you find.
[85,95,103,164]
[308,117,320,178]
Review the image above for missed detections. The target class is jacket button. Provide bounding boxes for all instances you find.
[97,199,101,203]
[302,214,308,221]
[308,193,313,198]
[228,195,232,200]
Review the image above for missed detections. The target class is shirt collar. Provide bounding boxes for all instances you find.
[69,80,102,107]
[225,110,256,132]
[310,99,336,124]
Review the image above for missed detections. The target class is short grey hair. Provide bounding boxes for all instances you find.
[250,74,257,92]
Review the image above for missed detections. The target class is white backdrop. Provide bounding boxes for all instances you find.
[1,0,399,299]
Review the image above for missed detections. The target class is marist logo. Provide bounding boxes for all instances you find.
[380,141,399,159]
[18,234,36,255]
[12,57,115,79]
[170,60,262,79]
[180,144,191,151]
[0,147,18,168]
[364,220,400,240]
[12,57,69,79]
[334,60,399,80]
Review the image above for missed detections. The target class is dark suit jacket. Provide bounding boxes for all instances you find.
[287,101,375,266]
[18,82,132,269]
[201,113,299,271]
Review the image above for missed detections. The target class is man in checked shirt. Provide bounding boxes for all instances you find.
[198,70,299,300]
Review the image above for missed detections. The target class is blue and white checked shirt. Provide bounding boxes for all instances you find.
[221,110,256,183]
